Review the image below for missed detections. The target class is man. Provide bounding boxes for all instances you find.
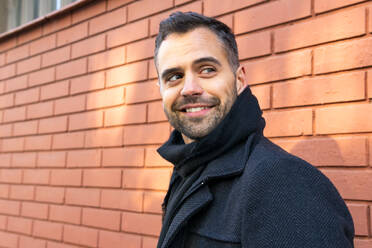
[154,12,354,248]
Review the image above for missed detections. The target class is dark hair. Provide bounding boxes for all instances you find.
[154,11,239,72]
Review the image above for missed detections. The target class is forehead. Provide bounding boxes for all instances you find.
[157,28,228,72]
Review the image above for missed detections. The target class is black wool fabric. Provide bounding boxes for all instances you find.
[156,87,354,248]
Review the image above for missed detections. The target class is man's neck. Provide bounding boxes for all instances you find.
[182,133,195,144]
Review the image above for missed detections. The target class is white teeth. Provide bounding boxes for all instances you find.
[185,107,208,113]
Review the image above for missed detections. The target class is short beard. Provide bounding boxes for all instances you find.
[164,88,237,141]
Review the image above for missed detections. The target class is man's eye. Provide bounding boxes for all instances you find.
[167,74,183,82]
[200,67,216,74]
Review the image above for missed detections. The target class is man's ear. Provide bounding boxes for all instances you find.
[235,65,248,95]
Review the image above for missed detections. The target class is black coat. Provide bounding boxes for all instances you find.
[157,88,354,248]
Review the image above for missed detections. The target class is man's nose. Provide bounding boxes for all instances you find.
[180,74,203,96]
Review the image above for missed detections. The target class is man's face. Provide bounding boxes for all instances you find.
[157,28,244,143]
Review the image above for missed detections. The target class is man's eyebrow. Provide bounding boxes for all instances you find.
[193,56,222,66]
[160,67,182,81]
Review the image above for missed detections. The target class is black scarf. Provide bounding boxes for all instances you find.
[157,86,265,177]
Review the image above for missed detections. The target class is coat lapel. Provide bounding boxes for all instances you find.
[160,185,213,248]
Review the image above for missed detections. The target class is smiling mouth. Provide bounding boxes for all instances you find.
[185,106,210,113]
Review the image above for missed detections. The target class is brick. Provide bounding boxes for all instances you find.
[102,147,144,167]
[0,64,16,80]
[148,101,167,122]
[72,0,106,24]
[71,34,106,59]
[0,93,14,109]
[82,208,121,231]
[40,80,69,100]
[243,50,311,84]
[30,34,57,55]
[370,138,372,166]
[237,31,271,60]
[274,71,365,108]
[123,168,171,190]
[99,230,141,248]
[128,0,173,21]
[27,101,54,119]
[144,191,165,214]
[263,109,312,137]
[355,239,372,248]
[5,75,28,92]
[49,205,81,224]
[205,0,265,17]
[86,86,125,110]
[0,185,8,197]
[29,67,55,86]
[0,53,4,67]
[0,199,20,215]
[275,136,368,167]
[107,19,148,48]
[126,80,161,103]
[90,7,127,35]
[43,14,71,35]
[149,1,202,36]
[57,22,88,46]
[50,169,82,186]
[18,27,42,44]
[55,95,86,115]
[10,185,34,200]
[101,189,143,211]
[15,88,40,105]
[88,46,126,72]
[149,59,157,79]
[316,104,372,134]
[0,37,17,52]
[67,149,101,167]
[53,132,85,149]
[83,169,121,188]
[122,212,162,236]
[6,44,29,63]
[63,225,98,247]
[35,186,64,203]
[107,61,147,87]
[0,231,18,248]
[17,55,41,74]
[1,137,24,152]
[37,151,66,167]
[347,204,368,236]
[19,236,46,248]
[104,104,146,126]
[65,188,100,207]
[85,127,124,147]
[322,169,372,201]
[47,241,81,248]
[56,58,87,80]
[7,216,32,234]
[369,70,372,99]
[69,110,103,131]
[145,146,172,167]
[124,123,170,145]
[235,0,311,34]
[12,152,37,168]
[143,237,158,248]
[70,71,105,94]
[23,169,50,185]
[0,153,11,167]
[277,8,366,51]
[314,37,372,74]
[250,84,270,110]
[127,38,155,63]
[21,202,48,219]
[108,0,135,10]
[39,116,68,134]
[315,0,367,13]
[33,220,63,241]
[0,169,22,183]
[42,46,71,67]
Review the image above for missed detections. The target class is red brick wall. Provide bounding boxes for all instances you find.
[0,0,371,247]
